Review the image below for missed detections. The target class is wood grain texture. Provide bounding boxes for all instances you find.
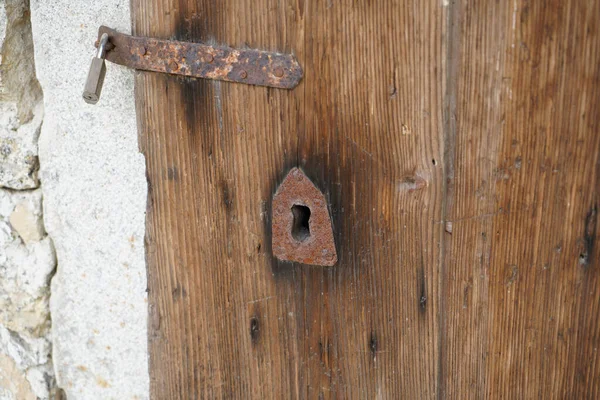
[133,0,443,398]
[132,0,599,398]
[441,0,600,398]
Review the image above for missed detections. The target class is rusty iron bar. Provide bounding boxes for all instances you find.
[95,26,303,89]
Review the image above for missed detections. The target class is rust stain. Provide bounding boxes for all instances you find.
[272,168,337,266]
[96,26,303,89]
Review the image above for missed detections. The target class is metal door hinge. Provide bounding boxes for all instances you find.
[83,26,303,104]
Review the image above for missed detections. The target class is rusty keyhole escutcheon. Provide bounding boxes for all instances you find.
[271,168,337,266]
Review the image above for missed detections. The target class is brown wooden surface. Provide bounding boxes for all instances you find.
[441,0,600,397]
[132,0,599,398]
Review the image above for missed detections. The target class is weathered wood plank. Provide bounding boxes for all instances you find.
[295,1,444,398]
[133,0,444,398]
[441,0,600,397]
[134,0,599,397]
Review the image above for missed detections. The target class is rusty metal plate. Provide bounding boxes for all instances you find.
[272,168,337,266]
[96,26,303,89]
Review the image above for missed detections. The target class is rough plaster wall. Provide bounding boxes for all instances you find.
[29,0,149,398]
[0,0,56,398]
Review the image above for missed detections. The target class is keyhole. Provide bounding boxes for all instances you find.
[291,204,311,241]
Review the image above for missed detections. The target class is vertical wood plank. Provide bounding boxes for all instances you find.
[442,0,600,397]
[133,0,444,398]
[296,0,444,398]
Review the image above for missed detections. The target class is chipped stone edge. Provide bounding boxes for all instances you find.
[0,0,59,398]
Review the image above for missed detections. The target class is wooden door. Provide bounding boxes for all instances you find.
[132,0,600,397]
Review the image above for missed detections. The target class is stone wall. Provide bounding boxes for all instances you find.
[0,0,56,398]
[1,0,149,398]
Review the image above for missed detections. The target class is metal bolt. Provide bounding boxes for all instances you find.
[274,67,284,78]
[82,33,109,104]
[137,44,146,56]
[240,70,248,79]
[168,60,178,71]
[206,54,214,63]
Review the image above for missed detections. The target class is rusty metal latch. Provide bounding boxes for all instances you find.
[83,26,303,104]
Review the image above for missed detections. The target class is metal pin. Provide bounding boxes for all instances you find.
[83,33,109,104]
